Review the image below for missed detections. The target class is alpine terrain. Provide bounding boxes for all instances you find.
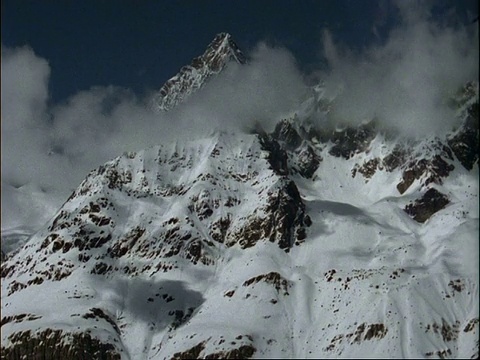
[1,33,479,359]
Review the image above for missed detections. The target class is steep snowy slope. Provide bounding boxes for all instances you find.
[1,81,478,358]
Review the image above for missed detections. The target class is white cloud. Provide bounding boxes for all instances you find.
[169,42,308,134]
[1,45,50,129]
[1,45,51,187]
[317,1,479,137]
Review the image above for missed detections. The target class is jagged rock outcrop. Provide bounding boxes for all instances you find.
[1,329,121,360]
[226,178,309,251]
[446,81,479,170]
[270,119,322,178]
[404,188,450,223]
[448,107,479,170]
[327,122,377,160]
[171,339,256,359]
[258,133,289,176]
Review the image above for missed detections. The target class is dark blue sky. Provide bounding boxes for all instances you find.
[2,0,477,104]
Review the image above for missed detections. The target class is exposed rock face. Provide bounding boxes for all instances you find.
[152,32,246,111]
[227,179,308,251]
[270,119,322,178]
[267,103,476,195]
[258,133,289,176]
[203,344,256,359]
[404,188,450,223]
[1,329,121,360]
[242,272,291,295]
[328,122,377,160]
[448,103,479,170]
[447,81,479,170]
[395,145,456,195]
[171,340,256,359]
[273,119,303,150]
[325,322,389,353]
[348,128,473,195]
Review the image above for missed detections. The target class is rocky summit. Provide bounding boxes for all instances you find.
[152,32,246,112]
[1,34,479,359]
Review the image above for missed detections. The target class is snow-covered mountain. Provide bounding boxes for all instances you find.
[1,34,479,359]
[151,32,246,112]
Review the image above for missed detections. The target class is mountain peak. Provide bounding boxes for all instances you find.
[205,32,246,66]
[152,32,246,112]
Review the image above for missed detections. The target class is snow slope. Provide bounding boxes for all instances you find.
[1,106,478,358]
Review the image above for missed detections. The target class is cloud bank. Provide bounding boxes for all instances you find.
[317,0,479,137]
[1,46,51,187]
